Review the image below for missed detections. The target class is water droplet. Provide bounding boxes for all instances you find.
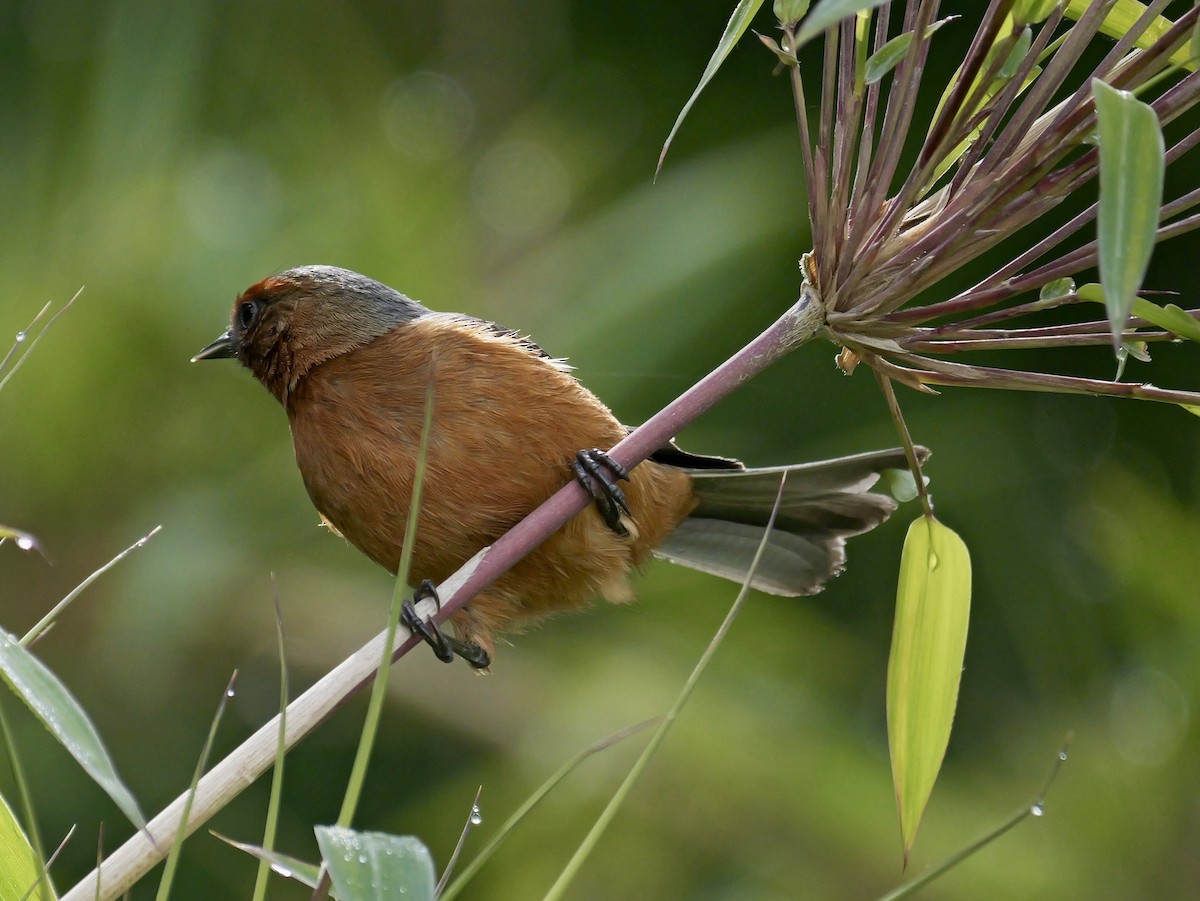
[16,536,35,551]
[1058,750,1068,761]
[359,852,369,863]
[14,331,25,343]
[470,805,483,826]
[1030,803,1044,817]
[929,551,940,569]
[226,688,236,698]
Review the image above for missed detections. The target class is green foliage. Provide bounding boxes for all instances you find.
[3,2,1199,899]
[887,517,971,862]
[315,828,436,901]
[0,792,52,901]
[0,632,143,832]
[1094,80,1166,350]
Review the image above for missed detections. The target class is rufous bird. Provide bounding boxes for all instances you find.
[194,266,924,669]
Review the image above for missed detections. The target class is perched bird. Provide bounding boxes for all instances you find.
[194,266,924,668]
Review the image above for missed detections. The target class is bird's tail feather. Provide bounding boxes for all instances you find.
[652,447,927,596]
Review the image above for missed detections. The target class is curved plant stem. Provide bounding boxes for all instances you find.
[59,294,824,901]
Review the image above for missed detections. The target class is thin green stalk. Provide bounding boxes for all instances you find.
[0,698,51,901]
[22,527,162,647]
[876,737,1070,900]
[154,672,238,901]
[250,581,289,901]
[440,718,659,901]
[336,372,435,827]
[541,474,788,901]
[874,372,933,519]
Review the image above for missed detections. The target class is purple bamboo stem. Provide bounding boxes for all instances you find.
[427,292,824,632]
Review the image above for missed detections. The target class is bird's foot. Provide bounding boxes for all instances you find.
[571,448,631,536]
[401,580,492,669]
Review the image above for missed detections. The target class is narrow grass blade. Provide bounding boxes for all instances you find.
[0,659,49,897]
[250,582,289,901]
[1094,79,1165,350]
[887,516,971,864]
[436,787,482,896]
[154,672,238,901]
[0,288,84,396]
[336,373,435,829]
[22,527,162,647]
[0,790,53,901]
[213,834,324,893]
[543,475,788,901]
[439,718,658,901]
[315,827,436,901]
[657,0,767,178]
[0,630,144,831]
[877,737,1070,900]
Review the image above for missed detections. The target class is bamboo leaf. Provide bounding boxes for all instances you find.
[657,0,767,178]
[865,20,955,86]
[0,791,52,901]
[888,517,972,863]
[773,0,810,27]
[793,0,890,49]
[316,827,436,901]
[1094,79,1165,351]
[0,630,145,831]
[215,835,325,894]
[1066,1,1197,71]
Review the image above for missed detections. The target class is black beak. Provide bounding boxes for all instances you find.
[191,331,237,362]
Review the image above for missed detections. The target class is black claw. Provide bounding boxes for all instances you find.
[572,449,631,536]
[402,580,490,668]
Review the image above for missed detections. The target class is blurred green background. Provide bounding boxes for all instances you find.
[2,1,1199,898]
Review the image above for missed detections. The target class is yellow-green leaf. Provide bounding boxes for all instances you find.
[888,516,972,862]
[0,791,52,900]
[1077,283,1200,344]
[1066,1,1197,72]
[1094,79,1165,352]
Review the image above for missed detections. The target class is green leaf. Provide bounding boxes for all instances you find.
[1182,404,1200,417]
[865,18,955,85]
[1133,302,1200,344]
[1077,284,1200,344]
[216,835,325,894]
[773,0,810,27]
[882,468,921,504]
[888,517,971,863]
[1094,79,1165,352]
[0,630,145,831]
[1013,0,1063,24]
[1066,1,1197,72]
[0,791,52,901]
[316,827,436,901]
[793,0,890,49]
[657,0,767,178]
[1038,278,1076,301]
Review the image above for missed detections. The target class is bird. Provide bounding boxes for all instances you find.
[194,265,925,669]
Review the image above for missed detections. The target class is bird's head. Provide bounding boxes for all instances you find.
[193,265,428,402]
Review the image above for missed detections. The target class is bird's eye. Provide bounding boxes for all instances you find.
[237,301,259,330]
